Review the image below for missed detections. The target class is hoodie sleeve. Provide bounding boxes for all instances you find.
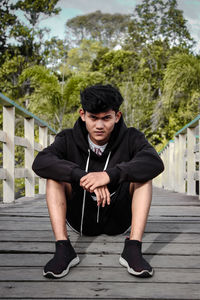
[32,132,87,183]
[106,129,164,184]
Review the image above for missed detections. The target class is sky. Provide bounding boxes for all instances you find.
[30,0,200,53]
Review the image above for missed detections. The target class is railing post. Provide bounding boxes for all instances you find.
[39,126,48,194]
[168,141,175,190]
[178,133,186,193]
[174,136,179,192]
[49,134,55,145]
[24,118,35,197]
[162,148,167,190]
[3,106,15,203]
[198,120,200,200]
[187,127,196,195]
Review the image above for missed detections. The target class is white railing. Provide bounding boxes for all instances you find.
[154,115,200,199]
[0,93,56,203]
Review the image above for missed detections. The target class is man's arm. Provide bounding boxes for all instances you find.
[105,130,164,185]
[32,133,86,183]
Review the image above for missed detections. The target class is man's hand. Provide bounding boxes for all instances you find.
[80,171,110,192]
[94,186,110,207]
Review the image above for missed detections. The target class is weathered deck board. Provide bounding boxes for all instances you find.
[0,241,200,255]
[1,230,200,243]
[1,267,200,283]
[1,253,200,268]
[0,187,199,299]
[0,282,200,299]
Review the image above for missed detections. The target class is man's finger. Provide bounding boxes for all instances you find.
[101,187,107,207]
[94,188,102,206]
[105,187,110,205]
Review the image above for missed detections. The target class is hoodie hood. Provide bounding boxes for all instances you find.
[72,115,128,154]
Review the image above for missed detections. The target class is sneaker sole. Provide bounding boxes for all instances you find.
[43,256,80,279]
[119,256,153,278]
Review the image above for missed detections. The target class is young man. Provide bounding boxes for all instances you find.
[32,84,164,279]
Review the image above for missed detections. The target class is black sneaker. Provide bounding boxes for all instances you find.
[43,239,80,279]
[119,238,153,277]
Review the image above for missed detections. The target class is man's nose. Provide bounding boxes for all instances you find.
[96,119,104,129]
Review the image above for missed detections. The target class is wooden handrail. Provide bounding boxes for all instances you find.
[154,115,200,199]
[0,93,57,203]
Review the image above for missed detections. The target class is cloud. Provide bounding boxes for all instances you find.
[39,0,200,52]
[177,0,200,21]
[59,0,139,15]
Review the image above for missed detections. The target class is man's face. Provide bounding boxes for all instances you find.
[80,109,121,146]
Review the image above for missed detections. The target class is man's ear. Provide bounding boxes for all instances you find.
[115,111,122,123]
[79,109,85,121]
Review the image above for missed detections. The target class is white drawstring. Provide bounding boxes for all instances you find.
[80,149,90,236]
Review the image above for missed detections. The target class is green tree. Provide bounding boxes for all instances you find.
[64,39,107,74]
[19,65,106,130]
[13,0,60,27]
[126,0,194,51]
[19,65,63,129]
[91,49,138,86]
[66,10,131,48]
[0,0,17,59]
[153,52,200,149]
[0,0,62,100]
[0,0,61,64]
[43,37,68,71]
[0,54,27,100]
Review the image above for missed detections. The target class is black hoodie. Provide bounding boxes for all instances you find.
[32,116,164,186]
[32,116,164,235]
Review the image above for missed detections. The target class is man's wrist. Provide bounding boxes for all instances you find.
[104,171,111,183]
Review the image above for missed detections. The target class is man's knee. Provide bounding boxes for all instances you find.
[134,180,152,189]
[46,179,71,192]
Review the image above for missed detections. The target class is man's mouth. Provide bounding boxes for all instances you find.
[94,131,104,135]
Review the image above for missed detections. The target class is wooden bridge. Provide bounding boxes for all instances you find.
[0,94,199,299]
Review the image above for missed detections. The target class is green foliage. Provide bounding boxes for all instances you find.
[152,52,200,150]
[0,0,17,58]
[65,40,106,73]
[0,54,27,100]
[66,10,130,48]
[91,49,138,85]
[13,0,61,26]
[0,0,199,154]
[19,65,63,127]
[43,37,68,71]
[126,0,194,51]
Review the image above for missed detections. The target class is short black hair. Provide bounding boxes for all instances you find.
[80,84,124,113]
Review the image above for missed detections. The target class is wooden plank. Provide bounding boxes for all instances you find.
[0,282,200,299]
[1,231,200,244]
[0,267,200,284]
[149,206,200,216]
[1,213,200,222]
[0,187,199,300]
[34,141,42,152]
[1,220,200,233]
[0,253,200,269]
[14,136,28,148]
[15,168,28,179]
[2,205,200,216]
[0,241,200,255]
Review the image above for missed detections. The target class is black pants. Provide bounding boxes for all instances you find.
[66,182,132,236]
